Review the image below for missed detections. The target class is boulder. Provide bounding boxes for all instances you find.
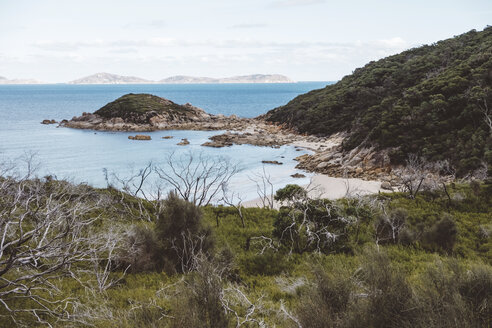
[162,136,174,139]
[41,119,57,124]
[381,181,393,190]
[291,173,306,178]
[317,153,334,162]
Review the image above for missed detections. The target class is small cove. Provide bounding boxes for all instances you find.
[0,83,328,200]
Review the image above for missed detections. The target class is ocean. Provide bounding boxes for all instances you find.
[0,82,329,201]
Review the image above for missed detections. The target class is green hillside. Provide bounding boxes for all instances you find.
[266,27,492,176]
[95,93,198,123]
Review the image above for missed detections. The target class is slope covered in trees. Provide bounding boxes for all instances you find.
[266,27,492,175]
[95,93,205,123]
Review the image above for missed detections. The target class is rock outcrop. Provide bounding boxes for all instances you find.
[61,93,255,132]
[41,119,57,124]
[294,145,400,185]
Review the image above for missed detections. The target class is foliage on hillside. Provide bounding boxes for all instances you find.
[95,93,196,122]
[266,27,492,175]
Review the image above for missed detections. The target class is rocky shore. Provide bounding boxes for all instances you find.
[62,111,399,184]
[60,111,256,132]
[58,93,401,186]
[201,126,400,187]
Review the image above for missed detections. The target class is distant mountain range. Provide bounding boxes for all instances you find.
[67,72,294,84]
[159,74,294,84]
[0,76,44,84]
[67,73,150,84]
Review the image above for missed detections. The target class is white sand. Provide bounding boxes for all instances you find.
[243,174,383,208]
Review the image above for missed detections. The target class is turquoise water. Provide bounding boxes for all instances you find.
[0,82,329,200]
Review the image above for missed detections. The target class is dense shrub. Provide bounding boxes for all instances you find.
[295,249,492,328]
[296,267,352,328]
[419,261,492,327]
[118,225,162,272]
[296,248,419,328]
[118,192,215,274]
[170,258,231,328]
[374,208,408,244]
[156,191,214,273]
[422,214,457,253]
[273,199,352,254]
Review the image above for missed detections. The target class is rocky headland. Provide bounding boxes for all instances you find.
[60,93,252,131]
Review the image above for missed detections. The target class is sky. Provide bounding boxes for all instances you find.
[0,0,490,82]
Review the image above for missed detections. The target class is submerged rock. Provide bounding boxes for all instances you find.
[177,138,190,146]
[128,135,151,140]
[262,160,283,165]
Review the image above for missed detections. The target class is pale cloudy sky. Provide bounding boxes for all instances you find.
[0,0,490,82]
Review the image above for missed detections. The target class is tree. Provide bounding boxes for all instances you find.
[274,184,307,206]
[154,152,239,207]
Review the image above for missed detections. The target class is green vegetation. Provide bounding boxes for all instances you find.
[94,93,198,123]
[1,173,490,327]
[266,27,492,176]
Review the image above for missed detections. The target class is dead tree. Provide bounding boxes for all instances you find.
[395,154,455,199]
[249,165,275,209]
[74,227,130,294]
[155,152,239,207]
[221,184,246,228]
[106,162,157,221]
[157,253,267,327]
[0,171,105,326]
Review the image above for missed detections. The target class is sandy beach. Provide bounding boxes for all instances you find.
[243,174,383,208]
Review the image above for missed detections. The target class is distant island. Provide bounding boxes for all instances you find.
[0,76,44,84]
[159,74,294,84]
[67,72,294,84]
[68,73,151,84]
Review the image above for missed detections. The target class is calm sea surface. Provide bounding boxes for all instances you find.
[0,82,329,200]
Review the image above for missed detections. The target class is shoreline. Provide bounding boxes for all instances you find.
[242,174,385,209]
[57,114,401,188]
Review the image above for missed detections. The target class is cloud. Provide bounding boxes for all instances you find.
[374,37,407,48]
[33,37,409,52]
[31,37,409,58]
[123,19,167,29]
[270,0,325,8]
[230,23,268,29]
[33,40,105,51]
